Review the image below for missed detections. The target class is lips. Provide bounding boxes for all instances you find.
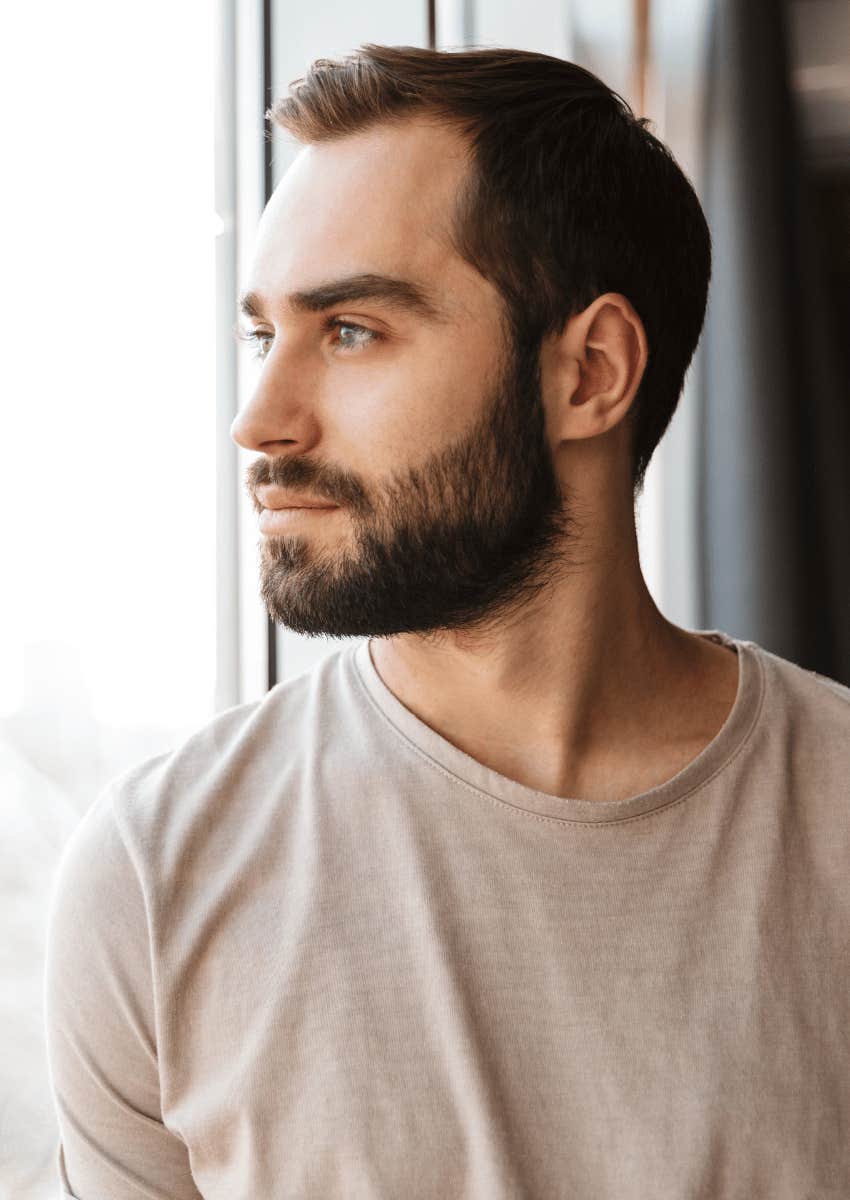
[256,486,337,510]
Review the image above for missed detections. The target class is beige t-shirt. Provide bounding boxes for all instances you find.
[44,629,850,1199]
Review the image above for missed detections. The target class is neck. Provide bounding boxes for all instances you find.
[367,517,733,801]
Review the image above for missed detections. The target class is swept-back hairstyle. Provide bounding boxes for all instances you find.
[268,44,711,499]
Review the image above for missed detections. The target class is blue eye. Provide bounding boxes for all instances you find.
[235,328,273,361]
[234,317,383,361]
[324,318,381,353]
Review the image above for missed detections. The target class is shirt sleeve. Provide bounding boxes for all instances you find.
[43,785,204,1200]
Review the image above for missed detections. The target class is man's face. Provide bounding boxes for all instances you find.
[232,117,574,640]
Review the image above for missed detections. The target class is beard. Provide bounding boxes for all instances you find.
[253,321,578,642]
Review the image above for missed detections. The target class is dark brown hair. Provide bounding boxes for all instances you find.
[268,44,711,498]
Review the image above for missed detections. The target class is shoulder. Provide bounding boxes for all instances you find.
[47,649,351,984]
[743,639,850,805]
[117,682,296,830]
[48,782,138,934]
[92,645,355,894]
[751,639,850,732]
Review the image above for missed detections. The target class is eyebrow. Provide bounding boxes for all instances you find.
[237,272,450,325]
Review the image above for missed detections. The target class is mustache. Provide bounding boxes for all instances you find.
[245,459,367,511]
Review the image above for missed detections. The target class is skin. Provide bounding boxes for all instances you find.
[231,115,739,803]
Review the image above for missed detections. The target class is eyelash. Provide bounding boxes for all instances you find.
[235,317,382,361]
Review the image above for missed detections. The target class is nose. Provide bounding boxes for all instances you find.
[229,348,322,457]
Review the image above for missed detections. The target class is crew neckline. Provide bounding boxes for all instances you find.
[349,629,765,825]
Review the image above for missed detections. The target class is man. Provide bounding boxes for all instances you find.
[45,44,850,1199]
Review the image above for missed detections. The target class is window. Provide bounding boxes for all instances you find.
[1,4,216,1193]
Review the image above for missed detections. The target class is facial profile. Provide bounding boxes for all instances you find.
[234,119,581,642]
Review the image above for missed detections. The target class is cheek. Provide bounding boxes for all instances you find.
[332,354,479,473]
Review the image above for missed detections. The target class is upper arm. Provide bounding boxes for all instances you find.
[44,788,204,1200]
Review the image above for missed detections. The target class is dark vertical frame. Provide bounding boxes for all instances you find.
[214,0,240,712]
[262,0,278,691]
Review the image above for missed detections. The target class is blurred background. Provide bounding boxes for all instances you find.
[0,0,847,1194]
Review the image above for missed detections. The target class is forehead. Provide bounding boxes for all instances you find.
[247,117,479,313]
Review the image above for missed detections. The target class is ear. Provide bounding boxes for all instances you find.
[541,292,648,443]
